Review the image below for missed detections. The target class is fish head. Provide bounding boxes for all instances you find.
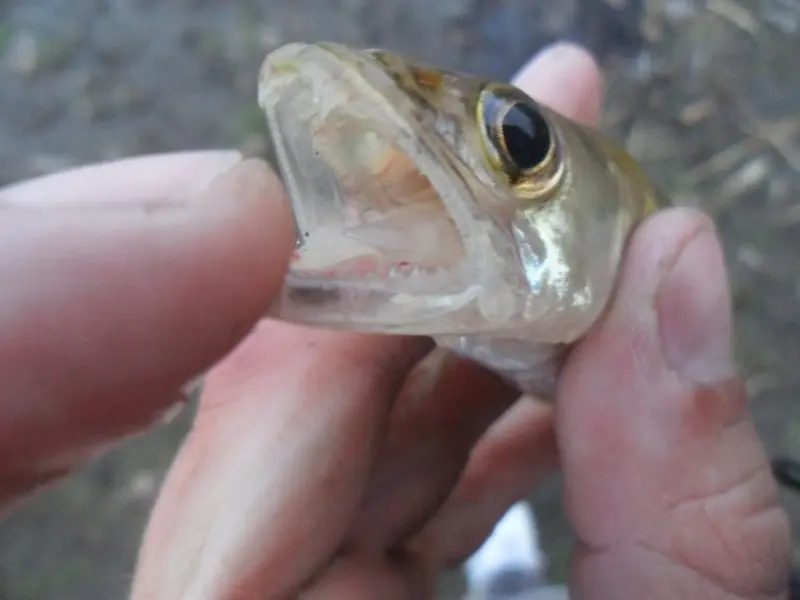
[258,42,661,342]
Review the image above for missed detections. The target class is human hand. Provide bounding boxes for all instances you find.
[0,151,293,507]
[129,43,792,599]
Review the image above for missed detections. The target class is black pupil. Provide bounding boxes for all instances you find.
[501,102,551,171]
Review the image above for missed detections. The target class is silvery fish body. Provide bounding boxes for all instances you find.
[257,42,666,398]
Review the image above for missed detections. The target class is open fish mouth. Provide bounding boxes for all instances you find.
[286,122,466,284]
[259,44,492,330]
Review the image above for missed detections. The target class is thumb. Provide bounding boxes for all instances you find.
[0,157,293,502]
[557,208,791,599]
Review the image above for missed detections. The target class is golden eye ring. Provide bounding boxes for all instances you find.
[476,83,562,196]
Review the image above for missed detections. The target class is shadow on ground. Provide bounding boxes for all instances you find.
[0,0,799,598]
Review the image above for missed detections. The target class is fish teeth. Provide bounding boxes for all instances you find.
[386,264,453,280]
[388,264,421,279]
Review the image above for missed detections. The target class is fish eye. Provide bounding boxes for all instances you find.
[477,84,559,189]
[497,101,551,172]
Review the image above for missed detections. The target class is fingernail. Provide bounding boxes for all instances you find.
[182,153,244,199]
[656,225,736,384]
[193,158,281,209]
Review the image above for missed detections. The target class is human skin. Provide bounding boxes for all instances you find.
[0,44,791,599]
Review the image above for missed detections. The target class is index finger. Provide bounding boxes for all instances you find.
[0,150,242,206]
[0,155,294,503]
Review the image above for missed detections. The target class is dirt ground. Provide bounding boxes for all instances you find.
[0,0,799,598]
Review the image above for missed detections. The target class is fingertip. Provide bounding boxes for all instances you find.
[193,157,294,327]
[656,218,735,385]
[513,42,604,126]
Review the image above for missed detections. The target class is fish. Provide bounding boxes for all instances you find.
[257,42,668,399]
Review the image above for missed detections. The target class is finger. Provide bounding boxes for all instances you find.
[300,553,432,600]
[350,350,519,551]
[513,42,604,127]
[131,322,431,600]
[0,158,293,496]
[0,150,242,206]
[557,208,792,599]
[406,397,557,567]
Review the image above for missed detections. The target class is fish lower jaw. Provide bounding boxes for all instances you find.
[436,333,565,399]
[291,254,470,294]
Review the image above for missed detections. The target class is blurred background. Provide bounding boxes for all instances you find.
[1,0,799,598]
